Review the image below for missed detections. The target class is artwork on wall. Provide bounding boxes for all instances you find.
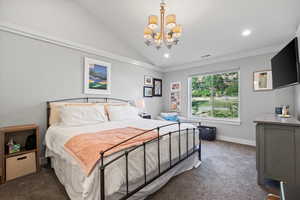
[170,81,181,111]
[253,70,273,91]
[153,78,162,97]
[144,75,153,86]
[143,86,153,97]
[170,81,181,92]
[84,57,111,95]
[170,92,181,112]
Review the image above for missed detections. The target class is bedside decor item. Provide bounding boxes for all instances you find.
[140,113,151,119]
[144,76,153,86]
[25,134,36,150]
[275,107,283,115]
[84,57,111,95]
[153,78,162,97]
[134,99,147,115]
[7,139,21,154]
[143,0,183,49]
[253,70,273,91]
[143,86,153,97]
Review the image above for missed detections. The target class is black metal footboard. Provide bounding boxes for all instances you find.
[99,121,201,200]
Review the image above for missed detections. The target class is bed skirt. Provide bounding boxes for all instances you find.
[46,148,201,200]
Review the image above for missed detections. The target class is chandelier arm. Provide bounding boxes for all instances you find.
[160,3,165,41]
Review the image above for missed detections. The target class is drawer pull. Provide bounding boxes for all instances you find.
[17,156,27,160]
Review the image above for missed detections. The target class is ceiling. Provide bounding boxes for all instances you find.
[76,0,300,69]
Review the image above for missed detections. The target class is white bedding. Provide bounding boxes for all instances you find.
[45,119,200,200]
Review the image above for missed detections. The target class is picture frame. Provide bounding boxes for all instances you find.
[143,86,153,97]
[253,70,273,91]
[153,78,162,97]
[170,91,181,112]
[170,81,181,92]
[84,57,111,95]
[144,75,153,86]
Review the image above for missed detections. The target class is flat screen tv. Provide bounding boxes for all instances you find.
[271,37,300,89]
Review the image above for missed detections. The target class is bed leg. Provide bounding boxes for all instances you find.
[100,151,105,200]
[198,128,202,161]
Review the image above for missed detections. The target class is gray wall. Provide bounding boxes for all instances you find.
[294,26,300,119]
[162,54,295,144]
[0,31,164,141]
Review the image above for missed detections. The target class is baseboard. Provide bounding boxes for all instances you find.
[217,135,256,146]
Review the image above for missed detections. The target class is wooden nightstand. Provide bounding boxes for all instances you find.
[0,124,40,183]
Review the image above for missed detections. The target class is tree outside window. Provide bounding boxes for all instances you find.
[191,71,239,119]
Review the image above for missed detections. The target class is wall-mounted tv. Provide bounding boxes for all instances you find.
[271,37,299,89]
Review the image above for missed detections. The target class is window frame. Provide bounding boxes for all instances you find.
[188,69,241,125]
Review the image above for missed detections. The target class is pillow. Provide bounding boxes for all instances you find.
[59,104,107,126]
[49,102,97,125]
[49,102,69,125]
[162,115,179,122]
[104,102,130,120]
[160,112,178,118]
[107,105,140,121]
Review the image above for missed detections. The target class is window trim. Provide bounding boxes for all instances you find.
[188,69,241,125]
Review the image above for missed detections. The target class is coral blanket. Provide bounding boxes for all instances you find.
[64,127,157,176]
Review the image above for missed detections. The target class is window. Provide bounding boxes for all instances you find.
[189,71,239,121]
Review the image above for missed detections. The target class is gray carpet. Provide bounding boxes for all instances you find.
[0,141,275,200]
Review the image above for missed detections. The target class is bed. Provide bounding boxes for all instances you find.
[45,97,201,200]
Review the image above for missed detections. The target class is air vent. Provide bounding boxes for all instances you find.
[201,54,211,58]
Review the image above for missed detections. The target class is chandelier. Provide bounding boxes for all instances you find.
[144,0,182,50]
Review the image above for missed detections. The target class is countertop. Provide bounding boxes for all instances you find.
[254,114,300,127]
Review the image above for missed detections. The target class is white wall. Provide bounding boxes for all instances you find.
[0,30,163,143]
[162,54,295,145]
[0,0,148,62]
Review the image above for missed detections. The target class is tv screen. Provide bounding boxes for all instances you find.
[271,37,299,89]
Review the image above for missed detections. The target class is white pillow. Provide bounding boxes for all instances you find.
[107,105,140,121]
[60,104,107,126]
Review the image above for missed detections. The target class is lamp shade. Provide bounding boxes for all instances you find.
[135,99,146,113]
[148,15,158,29]
[166,14,176,29]
[144,27,153,39]
[172,25,182,38]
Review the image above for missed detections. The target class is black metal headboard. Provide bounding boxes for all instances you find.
[46,97,130,128]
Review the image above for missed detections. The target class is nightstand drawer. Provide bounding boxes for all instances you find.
[6,152,36,181]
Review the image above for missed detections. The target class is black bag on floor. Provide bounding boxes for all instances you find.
[198,126,216,141]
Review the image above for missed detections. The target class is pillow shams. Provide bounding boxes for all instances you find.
[107,105,140,121]
[49,102,98,125]
[60,104,107,126]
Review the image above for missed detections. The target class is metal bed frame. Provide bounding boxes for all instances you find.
[46,97,201,200]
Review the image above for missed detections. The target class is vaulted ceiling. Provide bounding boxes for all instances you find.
[76,0,300,70]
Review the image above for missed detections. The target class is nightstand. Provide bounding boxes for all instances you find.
[140,114,151,119]
[0,124,40,183]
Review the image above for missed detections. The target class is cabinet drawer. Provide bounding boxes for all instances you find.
[6,152,36,181]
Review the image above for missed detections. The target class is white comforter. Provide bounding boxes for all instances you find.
[45,119,199,200]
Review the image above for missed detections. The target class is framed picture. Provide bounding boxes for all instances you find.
[143,86,153,97]
[84,57,111,95]
[153,78,162,97]
[170,91,181,112]
[253,70,273,91]
[144,75,153,86]
[170,81,181,92]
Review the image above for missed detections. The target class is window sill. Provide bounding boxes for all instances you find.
[190,116,241,126]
